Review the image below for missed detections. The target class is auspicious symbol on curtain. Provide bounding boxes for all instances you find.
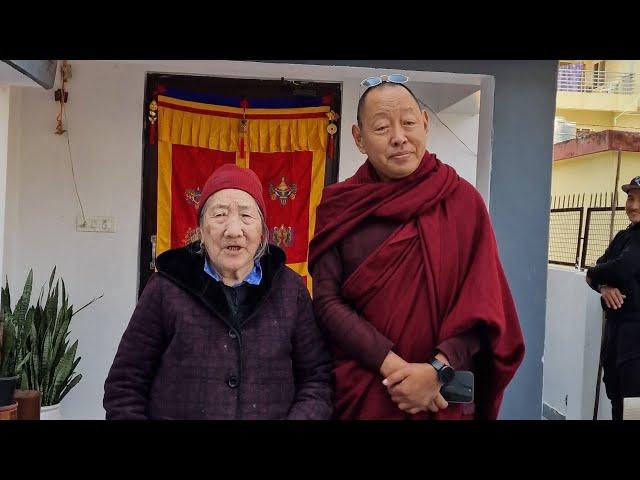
[269,177,297,207]
[185,188,202,209]
[183,227,200,246]
[238,98,249,160]
[148,100,158,144]
[272,225,294,248]
[326,110,340,160]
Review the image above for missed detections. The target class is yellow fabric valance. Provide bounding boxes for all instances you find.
[157,95,330,153]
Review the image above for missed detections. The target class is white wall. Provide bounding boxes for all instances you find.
[0,86,9,280]
[476,77,495,204]
[4,60,484,418]
[5,62,145,418]
[3,87,22,284]
[427,112,479,185]
[335,78,363,181]
[543,266,612,419]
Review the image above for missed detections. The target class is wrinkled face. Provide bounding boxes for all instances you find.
[626,189,640,225]
[352,85,428,181]
[200,189,262,279]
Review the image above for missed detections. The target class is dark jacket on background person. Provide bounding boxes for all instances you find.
[588,222,640,365]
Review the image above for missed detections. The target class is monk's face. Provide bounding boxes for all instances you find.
[352,85,428,181]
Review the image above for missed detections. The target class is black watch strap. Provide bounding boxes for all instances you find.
[428,358,446,372]
[428,358,454,385]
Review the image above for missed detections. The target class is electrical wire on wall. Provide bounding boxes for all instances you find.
[415,96,478,156]
[54,60,87,227]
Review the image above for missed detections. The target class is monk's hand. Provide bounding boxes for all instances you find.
[601,285,626,310]
[382,362,448,415]
[379,350,409,379]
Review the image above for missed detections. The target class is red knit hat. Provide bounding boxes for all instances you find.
[198,164,266,219]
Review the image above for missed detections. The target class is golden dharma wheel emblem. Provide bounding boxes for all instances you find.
[269,177,297,207]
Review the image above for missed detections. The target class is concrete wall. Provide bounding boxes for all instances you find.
[428,111,479,185]
[552,150,640,200]
[544,266,612,419]
[4,63,145,418]
[0,87,9,281]
[556,91,638,112]
[556,108,640,133]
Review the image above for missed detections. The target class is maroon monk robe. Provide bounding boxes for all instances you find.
[313,215,482,373]
[309,152,525,420]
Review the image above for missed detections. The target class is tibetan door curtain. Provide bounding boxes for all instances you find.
[155,95,332,292]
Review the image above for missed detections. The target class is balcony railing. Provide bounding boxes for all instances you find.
[557,69,637,95]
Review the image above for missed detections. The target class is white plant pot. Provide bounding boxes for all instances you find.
[40,403,63,420]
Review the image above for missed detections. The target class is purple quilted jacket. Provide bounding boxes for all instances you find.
[103,243,333,420]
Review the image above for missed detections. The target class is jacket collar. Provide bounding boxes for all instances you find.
[155,242,286,328]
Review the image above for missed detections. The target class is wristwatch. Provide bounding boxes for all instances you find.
[428,358,455,385]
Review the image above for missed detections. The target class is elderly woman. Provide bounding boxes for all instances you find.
[104,164,333,419]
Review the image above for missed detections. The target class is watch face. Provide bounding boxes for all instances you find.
[440,366,455,385]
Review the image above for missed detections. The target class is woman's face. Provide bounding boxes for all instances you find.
[200,189,263,281]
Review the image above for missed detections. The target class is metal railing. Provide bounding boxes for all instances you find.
[580,207,628,268]
[557,69,637,95]
[549,207,583,266]
[548,193,631,269]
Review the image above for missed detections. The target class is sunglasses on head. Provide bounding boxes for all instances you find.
[360,74,409,88]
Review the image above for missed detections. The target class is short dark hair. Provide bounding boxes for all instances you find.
[356,82,422,127]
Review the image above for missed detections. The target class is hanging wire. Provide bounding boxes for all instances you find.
[55,61,87,226]
[415,96,478,156]
[63,108,87,226]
